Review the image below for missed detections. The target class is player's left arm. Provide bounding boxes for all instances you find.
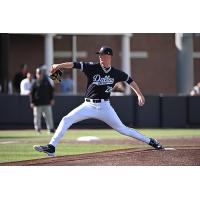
[129,81,145,106]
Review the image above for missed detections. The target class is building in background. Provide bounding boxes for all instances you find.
[0,33,200,95]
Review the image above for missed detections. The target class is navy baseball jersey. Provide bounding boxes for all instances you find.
[73,62,133,99]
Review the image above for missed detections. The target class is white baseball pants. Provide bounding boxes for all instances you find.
[50,100,150,147]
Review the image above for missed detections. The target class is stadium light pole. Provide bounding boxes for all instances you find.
[175,33,194,95]
[122,33,132,95]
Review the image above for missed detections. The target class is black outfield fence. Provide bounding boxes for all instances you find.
[0,94,199,129]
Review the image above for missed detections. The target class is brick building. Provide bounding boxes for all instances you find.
[0,33,200,94]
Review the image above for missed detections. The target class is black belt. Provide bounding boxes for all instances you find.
[85,98,109,103]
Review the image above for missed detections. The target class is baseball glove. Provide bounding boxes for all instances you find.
[49,69,63,84]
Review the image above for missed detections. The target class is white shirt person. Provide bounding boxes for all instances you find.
[20,72,35,95]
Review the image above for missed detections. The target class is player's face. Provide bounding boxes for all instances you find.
[99,54,112,67]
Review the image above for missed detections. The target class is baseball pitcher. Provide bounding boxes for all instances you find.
[34,46,164,156]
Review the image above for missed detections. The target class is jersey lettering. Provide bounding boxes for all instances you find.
[93,74,114,85]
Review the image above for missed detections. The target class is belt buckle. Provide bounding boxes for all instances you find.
[85,98,105,103]
[94,99,101,103]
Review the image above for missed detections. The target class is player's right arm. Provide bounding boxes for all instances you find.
[50,62,74,74]
[130,81,145,106]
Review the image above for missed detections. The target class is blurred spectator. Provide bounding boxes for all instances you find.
[20,72,35,95]
[37,64,55,86]
[190,82,200,96]
[38,64,48,76]
[8,80,13,94]
[111,82,126,96]
[60,72,73,94]
[30,68,55,134]
[13,64,28,93]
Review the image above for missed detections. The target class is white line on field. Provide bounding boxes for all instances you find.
[0,141,19,144]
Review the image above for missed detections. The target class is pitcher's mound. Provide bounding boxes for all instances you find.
[1,146,200,166]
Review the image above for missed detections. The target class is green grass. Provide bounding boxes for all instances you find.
[0,129,200,163]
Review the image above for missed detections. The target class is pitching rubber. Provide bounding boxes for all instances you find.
[163,147,176,151]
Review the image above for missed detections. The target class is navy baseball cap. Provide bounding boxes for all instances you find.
[96,46,113,56]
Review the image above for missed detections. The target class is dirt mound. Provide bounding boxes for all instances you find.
[1,147,200,166]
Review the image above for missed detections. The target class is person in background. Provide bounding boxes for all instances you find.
[60,72,73,94]
[190,82,200,96]
[30,68,55,134]
[13,64,28,93]
[20,72,35,95]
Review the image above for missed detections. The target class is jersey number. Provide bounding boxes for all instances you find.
[105,86,113,93]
